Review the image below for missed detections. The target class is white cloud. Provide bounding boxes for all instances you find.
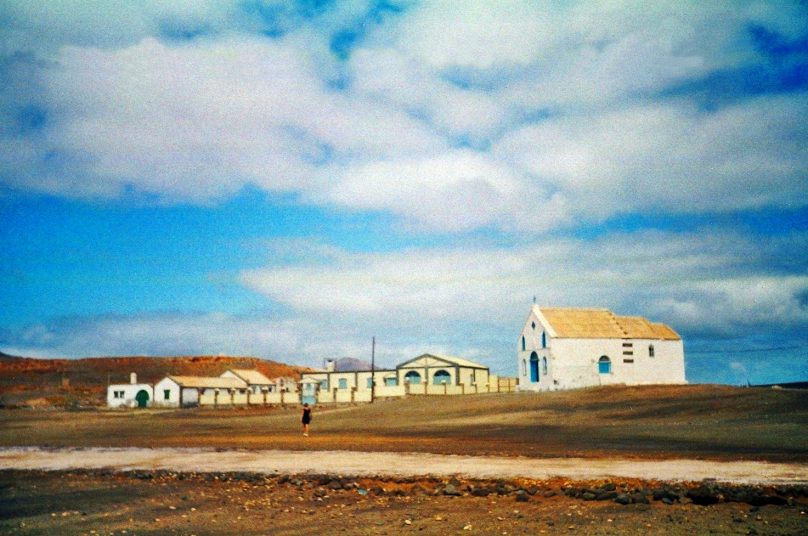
[1,1,806,233]
[5,230,807,374]
[241,231,808,338]
[1,0,236,52]
[5,35,444,202]
[496,93,808,221]
[317,149,537,232]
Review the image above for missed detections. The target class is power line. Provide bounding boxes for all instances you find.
[687,344,808,355]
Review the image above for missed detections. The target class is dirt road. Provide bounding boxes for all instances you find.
[2,447,806,485]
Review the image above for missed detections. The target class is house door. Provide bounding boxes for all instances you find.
[530,352,539,383]
[135,390,149,408]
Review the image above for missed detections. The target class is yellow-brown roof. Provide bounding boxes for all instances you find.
[166,375,247,389]
[226,369,273,385]
[536,306,680,340]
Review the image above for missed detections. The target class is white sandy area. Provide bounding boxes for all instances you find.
[2,447,807,485]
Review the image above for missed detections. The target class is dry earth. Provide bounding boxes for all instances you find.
[2,447,807,485]
[2,384,807,534]
[2,468,807,536]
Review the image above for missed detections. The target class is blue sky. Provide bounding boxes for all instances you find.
[1,1,806,385]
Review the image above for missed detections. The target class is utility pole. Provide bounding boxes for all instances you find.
[371,336,376,403]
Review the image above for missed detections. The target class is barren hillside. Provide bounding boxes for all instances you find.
[0,355,308,408]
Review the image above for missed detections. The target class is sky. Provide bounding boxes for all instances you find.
[1,1,806,385]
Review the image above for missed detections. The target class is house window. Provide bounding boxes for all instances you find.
[385,376,397,386]
[404,371,421,384]
[164,389,171,400]
[320,380,328,390]
[541,331,546,348]
[521,336,526,351]
[521,359,527,376]
[367,378,373,389]
[114,391,124,399]
[531,321,536,330]
[598,356,611,374]
[623,359,634,363]
[649,344,655,357]
[338,378,348,389]
[542,356,548,375]
[433,370,451,385]
[530,352,539,382]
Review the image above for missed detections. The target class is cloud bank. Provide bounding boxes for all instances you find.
[1,1,806,384]
[2,1,806,231]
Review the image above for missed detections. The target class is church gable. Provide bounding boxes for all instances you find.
[397,353,487,370]
[518,304,686,393]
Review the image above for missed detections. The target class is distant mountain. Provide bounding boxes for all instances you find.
[333,357,373,372]
[0,351,23,359]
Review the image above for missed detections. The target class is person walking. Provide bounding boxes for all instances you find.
[301,403,312,437]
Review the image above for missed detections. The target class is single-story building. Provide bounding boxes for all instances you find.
[300,353,507,403]
[106,373,153,408]
[153,375,249,408]
[221,369,274,396]
[517,305,686,392]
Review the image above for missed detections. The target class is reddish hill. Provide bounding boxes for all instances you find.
[0,355,309,408]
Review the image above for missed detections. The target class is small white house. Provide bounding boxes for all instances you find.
[518,306,686,392]
[107,372,154,408]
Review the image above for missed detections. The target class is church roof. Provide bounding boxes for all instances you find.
[535,306,681,340]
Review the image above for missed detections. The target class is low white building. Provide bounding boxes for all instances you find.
[272,376,298,393]
[107,373,154,408]
[300,353,506,403]
[154,375,248,408]
[221,369,274,396]
[517,306,686,391]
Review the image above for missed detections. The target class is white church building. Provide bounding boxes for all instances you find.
[517,306,686,391]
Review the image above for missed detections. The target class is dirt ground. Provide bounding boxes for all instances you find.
[2,447,807,485]
[2,386,806,534]
[2,469,807,536]
[2,385,807,462]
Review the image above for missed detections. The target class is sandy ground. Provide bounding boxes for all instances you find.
[2,447,807,485]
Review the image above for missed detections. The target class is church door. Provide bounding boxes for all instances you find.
[530,352,539,383]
